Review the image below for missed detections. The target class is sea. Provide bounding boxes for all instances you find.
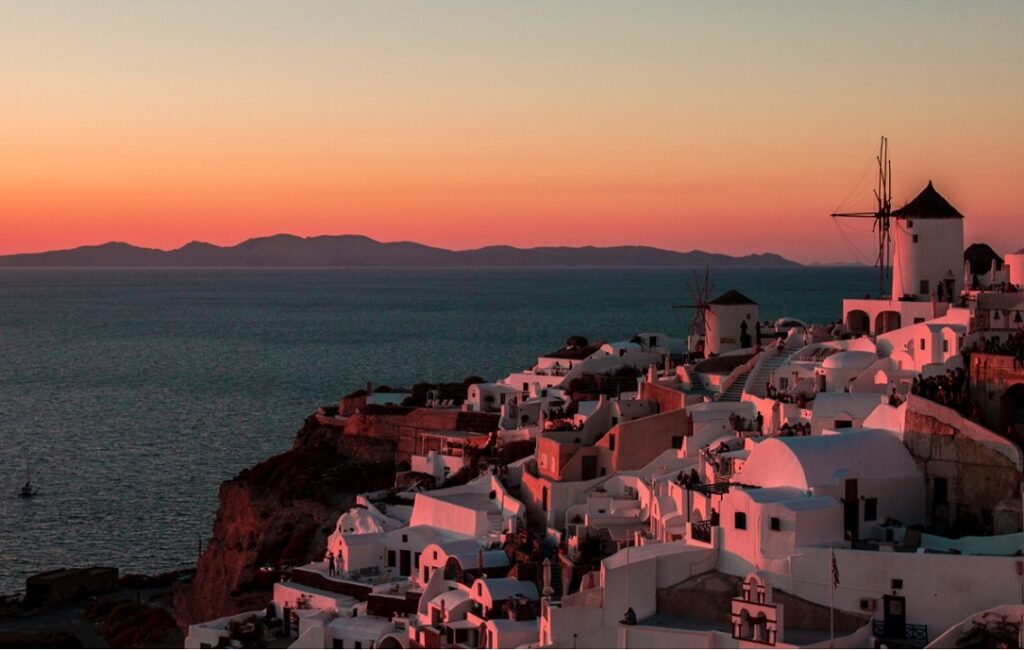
[0,266,874,594]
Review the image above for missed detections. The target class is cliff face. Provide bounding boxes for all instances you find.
[174,415,396,629]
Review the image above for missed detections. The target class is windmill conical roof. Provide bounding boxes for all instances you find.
[893,181,964,220]
[709,289,757,306]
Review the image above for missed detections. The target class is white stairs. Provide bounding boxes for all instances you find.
[746,351,795,398]
[719,369,752,402]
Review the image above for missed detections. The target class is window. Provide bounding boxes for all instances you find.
[770,517,781,531]
[934,477,948,505]
[672,436,683,449]
[913,317,925,324]
[332,640,344,649]
[387,550,396,567]
[891,578,903,590]
[402,534,408,543]
[907,220,914,228]
[354,642,362,649]
[433,550,438,560]
[834,419,852,429]
[919,338,926,351]
[477,583,483,596]
[920,280,929,294]
[734,512,747,530]
[912,234,919,243]
[864,498,878,521]
[943,340,949,353]
[608,434,616,451]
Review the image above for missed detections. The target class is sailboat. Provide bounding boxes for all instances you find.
[19,459,36,498]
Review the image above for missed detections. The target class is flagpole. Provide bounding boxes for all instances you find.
[829,547,835,648]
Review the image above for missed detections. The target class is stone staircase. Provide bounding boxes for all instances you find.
[689,372,705,392]
[746,351,796,398]
[719,369,751,402]
[537,559,564,600]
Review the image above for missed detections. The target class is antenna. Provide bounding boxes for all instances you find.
[832,136,894,296]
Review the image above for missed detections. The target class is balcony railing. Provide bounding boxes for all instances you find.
[687,481,732,496]
[872,620,928,647]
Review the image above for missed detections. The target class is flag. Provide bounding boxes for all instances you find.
[831,549,840,588]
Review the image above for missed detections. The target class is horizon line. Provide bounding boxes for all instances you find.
[0,232,803,259]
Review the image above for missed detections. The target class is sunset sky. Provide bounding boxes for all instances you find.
[1,1,1022,263]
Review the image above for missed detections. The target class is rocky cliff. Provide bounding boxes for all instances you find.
[174,414,396,629]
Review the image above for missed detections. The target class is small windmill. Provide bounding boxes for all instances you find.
[673,267,714,343]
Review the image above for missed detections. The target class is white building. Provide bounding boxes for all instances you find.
[892,181,965,302]
[705,290,759,356]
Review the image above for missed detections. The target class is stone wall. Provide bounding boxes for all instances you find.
[656,571,867,634]
[970,353,1024,446]
[903,395,1022,535]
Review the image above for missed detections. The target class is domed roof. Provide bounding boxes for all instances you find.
[738,429,920,490]
[964,243,1003,275]
[822,350,878,370]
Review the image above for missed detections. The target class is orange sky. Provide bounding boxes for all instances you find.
[2,1,1022,262]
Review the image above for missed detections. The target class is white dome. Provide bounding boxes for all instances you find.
[738,429,920,490]
[822,350,878,370]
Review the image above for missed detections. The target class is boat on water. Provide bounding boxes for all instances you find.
[18,460,36,498]
[19,480,35,498]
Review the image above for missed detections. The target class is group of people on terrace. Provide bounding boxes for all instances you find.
[778,421,811,436]
[973,327,1024,369]
[911,367,970,412]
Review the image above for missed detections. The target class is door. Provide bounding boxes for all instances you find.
[883,594,906,638]
[400,550,411,576]
[843,479,859,541]
[581,456,597,481]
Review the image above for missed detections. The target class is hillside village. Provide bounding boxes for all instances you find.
[185,182,1024,649]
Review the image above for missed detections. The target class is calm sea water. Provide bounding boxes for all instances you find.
[0,267,873,593]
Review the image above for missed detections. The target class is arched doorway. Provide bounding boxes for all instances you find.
[874,311,902,335]
[846,310,870,337]
[1001,384,1024,444]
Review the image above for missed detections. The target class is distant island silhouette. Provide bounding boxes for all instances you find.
[0,234,801,268]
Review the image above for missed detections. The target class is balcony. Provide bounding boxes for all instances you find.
[872,620,928,648]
